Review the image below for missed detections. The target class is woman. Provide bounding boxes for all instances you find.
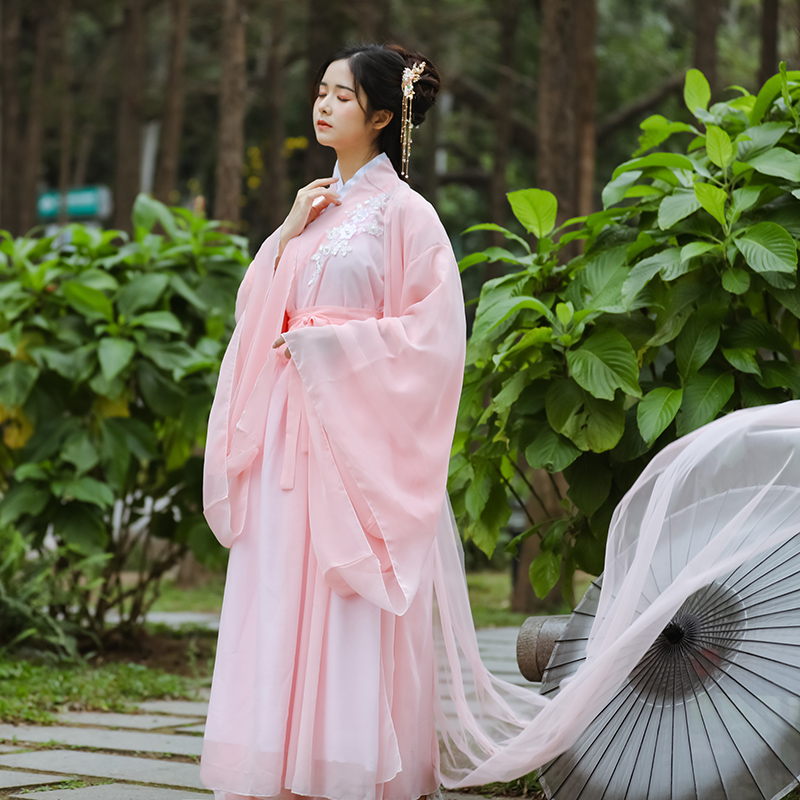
[199,43,521,800]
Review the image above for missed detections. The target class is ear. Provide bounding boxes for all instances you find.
[371,109,393,132]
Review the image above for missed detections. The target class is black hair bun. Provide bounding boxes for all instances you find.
[387,44,441,126]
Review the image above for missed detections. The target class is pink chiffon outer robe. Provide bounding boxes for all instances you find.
[201,153,472,799]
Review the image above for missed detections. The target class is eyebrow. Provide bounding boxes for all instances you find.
[319,81,356,93]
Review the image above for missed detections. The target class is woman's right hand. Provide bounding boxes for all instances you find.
[278,177,341,259]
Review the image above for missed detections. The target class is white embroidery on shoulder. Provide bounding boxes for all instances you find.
[307,193,389,286]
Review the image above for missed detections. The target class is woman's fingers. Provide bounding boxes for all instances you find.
[272,336,292,359]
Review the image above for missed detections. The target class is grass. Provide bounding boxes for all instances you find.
[0,657,202,725]
[151,569,530,629]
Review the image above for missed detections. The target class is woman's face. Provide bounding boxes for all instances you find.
[314,60,386,154]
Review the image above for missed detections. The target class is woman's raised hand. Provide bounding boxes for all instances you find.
[278,177,341,259]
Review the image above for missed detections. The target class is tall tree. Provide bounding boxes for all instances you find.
[254,0,288,244]
[214,0,247,228]
[693,0,722,96]
[304,0,347,181]
[113,0,146,232]
[1,0,22,235]
[489,0,521,233]
[537,0,597,231]
[19,1,51,234]
[759,0,780,87]
[154,0,189,204]
[58,0,74,226]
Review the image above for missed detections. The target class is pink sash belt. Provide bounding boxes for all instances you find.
[279,305,381,490]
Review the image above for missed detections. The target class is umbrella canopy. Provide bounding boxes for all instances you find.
[539,526,800,800]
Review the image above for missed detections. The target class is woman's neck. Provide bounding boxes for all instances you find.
[336,146,382,185]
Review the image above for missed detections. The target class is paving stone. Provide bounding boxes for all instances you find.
[54,712,205,731]
[0,751,204,790]
[9,783,211,799]
[134,701,209,717]
[174,723,205,734]
[0,770,66,790]
[107,611,220,631]
[0,724,202,757]
[0,744,26,753]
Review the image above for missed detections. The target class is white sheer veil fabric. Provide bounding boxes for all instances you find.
[432,401,800,787]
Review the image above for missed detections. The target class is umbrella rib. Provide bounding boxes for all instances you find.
[676,645,726,799]
[540,637,672,797]
[710,583,800,625]
[693,648,796,795]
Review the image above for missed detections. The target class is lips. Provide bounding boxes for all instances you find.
[316,119,331,129]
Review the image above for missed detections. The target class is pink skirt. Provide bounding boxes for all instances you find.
[200,350,440,800]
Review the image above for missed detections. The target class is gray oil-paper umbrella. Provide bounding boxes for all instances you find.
[538,529,800,800]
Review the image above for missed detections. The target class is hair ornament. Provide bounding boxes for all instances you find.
[401,61,426,178]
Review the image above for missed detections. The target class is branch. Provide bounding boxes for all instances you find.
[596,73,685,143]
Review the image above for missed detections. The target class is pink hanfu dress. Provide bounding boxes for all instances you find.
[201,153,474,800]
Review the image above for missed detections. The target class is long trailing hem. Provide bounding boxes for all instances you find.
[431,401,800,788]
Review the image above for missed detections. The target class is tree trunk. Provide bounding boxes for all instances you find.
[760,0,780,87]
[693,0,721,96]
[214,0,247,228]
[72,39,115,188]
[304,0,346,181]
[347,0,390,41]
[253,0,288,245]
[575,0,597,217]
[1,0,22,235]
[58,0,73,226]
[511,470,569,613]
[19,2,50,234]
[489,0,521,237]
[154,0,189,204]
[113,0,146,232]
[537,0,596,241]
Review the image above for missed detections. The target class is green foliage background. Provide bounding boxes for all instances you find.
[452,66,800,603]
[0,196,246,655]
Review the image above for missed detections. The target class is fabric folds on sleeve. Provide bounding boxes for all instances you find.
[282,198,467,614]
[203,228,292,548]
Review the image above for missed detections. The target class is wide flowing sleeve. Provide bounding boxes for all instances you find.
[281,193,467,614]
[204,227,291,548]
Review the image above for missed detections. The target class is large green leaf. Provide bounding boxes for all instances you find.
[51,476,115,509]
[736,121,791,160]
[61,431,100,474]
[676,371,735,436]
[725,318,793,360]
[546,379,625,452]
[98,337,136,382]
[684,69,711,116]
[138,340,213,380]
[530,549,561,599]
[465,460,492,519]
[507,188,557,238]
[734,222,797,275]
[564,455,611,516]
[117,273,170,318]
[51,503,108,555]
[0,482,49,526]
[566,329,641,400]
[693,182,727,227]
[471,295,553,340]
[637,387,683,443]
[525,426,580,473]
[612,153,695,180]
[132,193,179,240]
[130,311,184,334]
[658,190,701,230]
[138,361,185,417]
[0,361,39,407]
[36,345,96,383]
[675,315,720,379]
[622,249,680,305]
[705,125,735,169]
[745,147,800,182]
[63,282,113,322]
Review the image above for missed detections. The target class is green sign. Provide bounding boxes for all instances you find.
[38,186,112,220]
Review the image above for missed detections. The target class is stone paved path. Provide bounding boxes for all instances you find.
[0,619,534,799]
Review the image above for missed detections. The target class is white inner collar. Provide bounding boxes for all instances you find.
[332,152,390,199]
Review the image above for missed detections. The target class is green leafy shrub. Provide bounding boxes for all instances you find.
[452,66,800,602]
[0,195,247,650]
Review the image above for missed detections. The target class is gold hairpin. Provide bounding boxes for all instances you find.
[401,61,426,179]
